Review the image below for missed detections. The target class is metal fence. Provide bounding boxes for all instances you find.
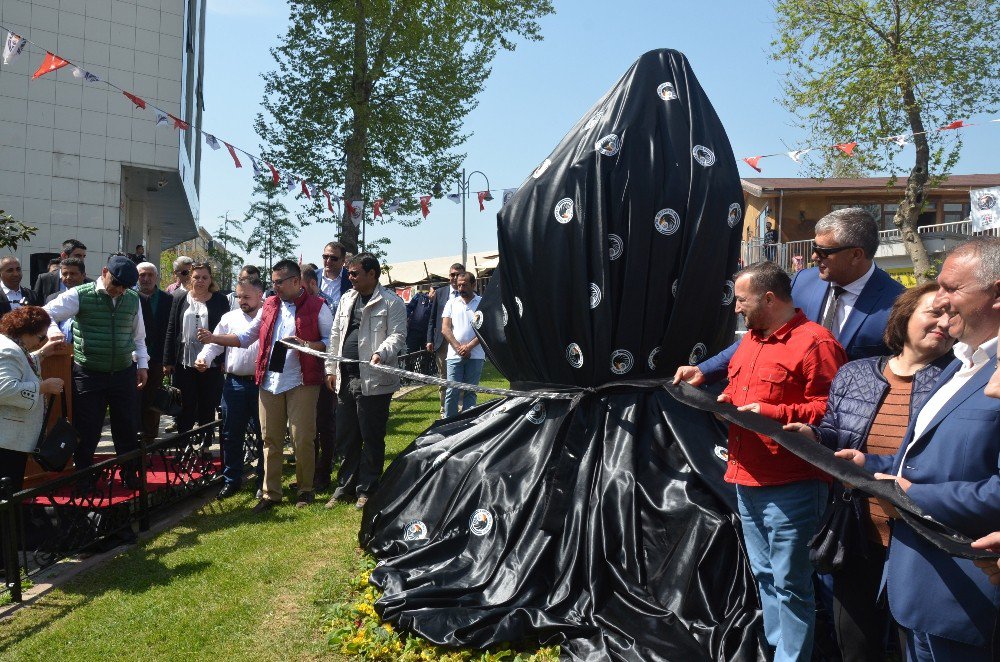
[0,420,255,604]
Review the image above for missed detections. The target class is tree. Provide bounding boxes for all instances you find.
[771,0,1000,282]
[0,210,37,251]
[257,0,554,253]
[208,212,248,290]
[244,179,301,275]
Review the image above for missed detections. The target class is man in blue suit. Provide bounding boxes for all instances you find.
[837,237,1000,661]
[679,207,905,385]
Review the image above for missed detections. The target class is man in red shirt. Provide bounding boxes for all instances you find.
[676,261,846,661]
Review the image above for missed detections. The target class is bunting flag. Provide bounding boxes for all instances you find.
[477,190,492,211]
[301,180,311,198]
[154,109,170,126]
[309,183,319,200]
[168,113,189,130]
[888,134,909,148]
[204,133,221,150]
[787,148,811,163]
[350,200,364,228]
[834,141,858,156]
[446,193,461,204]
[285,174,297,193]
[420,195,431,219]
[939,120,966,131]
[249,156,263,177]
[266,161,280,185]
[742,156,762,173]
[72,67,99,82]
[387,198,402,214]
[373,199,384,218]
[123,91,146,109]
[502,189,517,206]
[223,142,241,167]
[32,52,68,79]
[323,189,334,213]
[3,32,26,66]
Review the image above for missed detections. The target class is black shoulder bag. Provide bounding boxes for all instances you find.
[809,483,869,573]
[33,390,79,472]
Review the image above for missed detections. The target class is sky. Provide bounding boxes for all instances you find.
[199,0,999,267]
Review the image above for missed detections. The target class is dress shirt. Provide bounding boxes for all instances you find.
[44,280,149,369]
[197,308,260,376]
[820,262,875,337]
[234,297,333,395]
[319,270,344,310]
[901,336,999,474]
[722,310,847,486]
[1,282,26,310]
[443,294,485,360]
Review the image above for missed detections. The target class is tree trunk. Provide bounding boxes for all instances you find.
[893,79,934,284]
[339,2,372,255]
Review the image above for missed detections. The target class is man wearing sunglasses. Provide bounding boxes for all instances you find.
[316,241,352,314]
[678,207,904,387]
[44,255,148,478]
[426,263,465,415]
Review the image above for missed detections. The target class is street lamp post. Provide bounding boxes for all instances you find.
[456,168,491,268]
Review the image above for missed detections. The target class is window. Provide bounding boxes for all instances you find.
[916,201,937,228]
[942,202,969,224]
[882,204,898,231]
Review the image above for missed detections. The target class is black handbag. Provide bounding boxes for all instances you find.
[150,378,183,418]
[809,483,869,573]
[33,390,79,473]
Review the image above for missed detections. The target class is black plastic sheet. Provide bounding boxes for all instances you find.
[362,49,766,660]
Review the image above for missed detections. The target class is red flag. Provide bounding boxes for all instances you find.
[265,161,280,185]
[167,113,189,130]
[222,142,241,168]
[938,120,966,131]
[323,189,334,212]
[301,180,310,198]
[420,195,431,219]
[834,141,858,156]
[373,199,384,218]
[33,52,69,79]
[742,156,763,173]
[477,191,490,211]
[123,91,147,109]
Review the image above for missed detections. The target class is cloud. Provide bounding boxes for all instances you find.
[207,0,281,17]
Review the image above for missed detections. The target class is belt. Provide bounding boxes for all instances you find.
[225,373,255,381]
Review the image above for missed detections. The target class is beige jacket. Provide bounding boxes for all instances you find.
[326,286,407,396]
[0,334,45,453]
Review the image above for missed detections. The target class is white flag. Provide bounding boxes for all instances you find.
[970,187,1000,232]
[446,193,461,204]
[249,156,263,176]
[204,133,221,150]
[350,200,364,228]
[787,148,811,163]
[154,110,170,126]
[2,33,26,66]
[386,198,402,214]
[502,188,516,206]
[888,134,909,148]
[72,67,100,82]
[285,175,297,193]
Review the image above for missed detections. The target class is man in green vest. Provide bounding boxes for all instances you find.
[44,255,149,477]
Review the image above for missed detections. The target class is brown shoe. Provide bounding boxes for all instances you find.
[354,494,368,510]
[295,492,315,508]
[324,495,339,510]
[252,498,276,513]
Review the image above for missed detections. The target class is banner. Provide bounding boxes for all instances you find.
[970,187,1000,232]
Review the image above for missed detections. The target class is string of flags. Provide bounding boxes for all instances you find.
[0,24,522,227]
[739,119,1000,173]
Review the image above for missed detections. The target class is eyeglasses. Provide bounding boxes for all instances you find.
[347,270,362,278]
[176,270,190,276]
[322,254,342,261]
[811,243,859,259]
[271,275,297,286]
[449,272,462,278]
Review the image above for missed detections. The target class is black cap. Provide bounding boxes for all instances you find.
[107,255,139,288]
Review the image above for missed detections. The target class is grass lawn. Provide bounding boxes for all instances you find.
[0,364,528,661]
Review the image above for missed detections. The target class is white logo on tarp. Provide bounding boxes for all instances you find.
[589,283,602,308]
[596,134,620,156]
[470,509,494,536]
[609,234,624,260]
[566,343,584,368]
[727,202,742,228]
[403,520,428,541]
[472,310,484,329]
[533,159,551,178]
[526,402,546,424]
[584,108,605,131]
[555,198,574,223]
[689,342,707,365]
[430,451,451,469]
[654,208,681,236]
[692,145,716,167]
[515,297,524,318]
[657,82,677,101]
[610,349,633,375]
[714,446,729,462]
[671,279,679,297]
[501,304,508,326]
[722,280,735,306]
[647,347,661,370]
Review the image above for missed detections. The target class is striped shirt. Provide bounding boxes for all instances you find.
[865,364,912,546]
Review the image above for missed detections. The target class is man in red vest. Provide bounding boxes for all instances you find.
[199,259,333,512]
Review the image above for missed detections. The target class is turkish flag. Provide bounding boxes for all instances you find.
[323,189,334,213]
[420,195,431,219]
[834,141,858,156]
[265,161,280,185]
[223,142,241,168]
[168,113,189,130]
[373,199,384,218]
[743,156,762,173]
[477,191,491,211]
[123,91,147,109]
[938,120,966,131]
[301,180,310,198]
[33,52,69,79]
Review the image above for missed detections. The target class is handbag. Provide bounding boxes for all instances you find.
[809,483,869,573]
[151,377,183,418]
[33,390,79,473]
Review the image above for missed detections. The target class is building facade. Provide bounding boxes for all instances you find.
[0,0,205,285]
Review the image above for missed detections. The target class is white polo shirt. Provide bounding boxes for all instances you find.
[442,294,484,360]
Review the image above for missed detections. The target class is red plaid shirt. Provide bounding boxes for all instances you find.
[723,310,846,486]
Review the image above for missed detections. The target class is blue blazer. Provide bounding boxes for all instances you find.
[866,356,1000,646]
[699,265,904,382]
[315,267,352,315]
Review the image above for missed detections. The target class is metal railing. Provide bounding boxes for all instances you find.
[0,420,258,604]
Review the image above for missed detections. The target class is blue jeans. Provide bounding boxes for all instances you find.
[220,374,262,487]
[444,357,485,418]
[736,480,828,662]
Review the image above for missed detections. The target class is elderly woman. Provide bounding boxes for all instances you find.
[0,306,64,491]
[785,282,954,661]
[164,263,228,434]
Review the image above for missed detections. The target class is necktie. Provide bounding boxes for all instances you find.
[821,286,846,333]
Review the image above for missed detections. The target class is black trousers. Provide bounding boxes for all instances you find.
[0,447,28,569]
[333,372,392,496]
[314,382,337,486]
[72,363,140,469]
[832,542,892,661]
[173,365,223,434]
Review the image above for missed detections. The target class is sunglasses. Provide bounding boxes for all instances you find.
[271,275,297,286]
[347,270,362,277]
[322,254,342,261]
[811,243,858,259]
[176,269,190,276]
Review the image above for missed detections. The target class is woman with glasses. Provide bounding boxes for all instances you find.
[166,256,194,294]
[164,263,229,435]
[0,306,64,494]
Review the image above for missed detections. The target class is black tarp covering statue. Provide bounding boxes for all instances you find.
[360,49,768,660]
